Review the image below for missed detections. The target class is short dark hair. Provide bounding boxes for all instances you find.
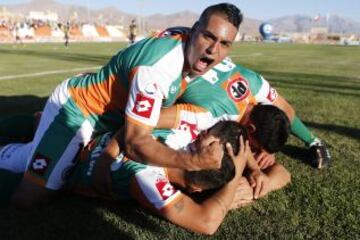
[251,104,290,153]
[198,3,243,30]
[184,121,247,190]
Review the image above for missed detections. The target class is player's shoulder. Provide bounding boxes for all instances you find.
[235,64,265,94]
[120,30,186,67]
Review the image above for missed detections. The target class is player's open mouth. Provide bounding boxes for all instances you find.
[195,56,214,72]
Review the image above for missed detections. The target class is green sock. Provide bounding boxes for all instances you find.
[290,116,316,146]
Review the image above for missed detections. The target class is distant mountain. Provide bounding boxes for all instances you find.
[0,0,137,25]
[1,0,360,34]
[268,14,360,34]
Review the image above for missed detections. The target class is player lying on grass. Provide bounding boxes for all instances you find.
[0,120,290,235]
[0,103,291,205]
[0,101,290,175]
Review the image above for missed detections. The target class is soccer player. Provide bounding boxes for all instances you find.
[0,120,290,235]
[10,3,243,209]
[162,56,331,169]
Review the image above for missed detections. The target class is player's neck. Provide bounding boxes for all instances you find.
[166,168,186,188]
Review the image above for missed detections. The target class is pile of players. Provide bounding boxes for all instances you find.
[0,3,331,235]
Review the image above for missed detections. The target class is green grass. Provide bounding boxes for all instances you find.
[0,42,359,239]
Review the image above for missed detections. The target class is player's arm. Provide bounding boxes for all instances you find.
[124,119,222,170]
[159,177,240,235]
[124,64,224,170]
[157,103,219,131]
[136,136,249,235]
[248,162,291,199]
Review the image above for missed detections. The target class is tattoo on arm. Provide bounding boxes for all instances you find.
[173,198,185,213]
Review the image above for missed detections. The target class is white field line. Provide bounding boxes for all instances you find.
[0,53,262,82]
[0,66,101,81]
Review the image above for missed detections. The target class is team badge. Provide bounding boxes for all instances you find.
[267,87,278,102]
[29,153,51,176]
[155,178,175,200]
[132,93,155,119]
[227,77,250,102]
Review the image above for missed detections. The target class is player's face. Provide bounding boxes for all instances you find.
[185,14,237,78]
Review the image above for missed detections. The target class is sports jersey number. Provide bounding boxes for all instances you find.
[232,81,247,98]
[227,78,250,102]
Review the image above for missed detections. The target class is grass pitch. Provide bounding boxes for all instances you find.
[0,42,359,239]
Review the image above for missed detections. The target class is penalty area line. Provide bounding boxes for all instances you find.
[0,66,101,81]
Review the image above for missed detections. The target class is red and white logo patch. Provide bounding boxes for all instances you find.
[267,87,278,102]
[155,178,175,200]
[132,93,155,119]
[227,77,250,102]
[30,153,50,176]
[178,120,200,140]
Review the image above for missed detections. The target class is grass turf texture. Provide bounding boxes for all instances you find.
[0,42,359,239]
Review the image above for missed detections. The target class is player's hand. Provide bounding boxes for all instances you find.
[255,151,276,170]
[230,177,254,209]
[192,136,224,170]
[248,170,271,199]
[226,136,250,179]
[92,154,113,195]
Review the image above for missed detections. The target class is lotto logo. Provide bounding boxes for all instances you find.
[178,121,199,140]
[155,178,175,200]
[227,77,249,102]
[132,93,155,118]
[267,87,278,102]
[30,154,50,176]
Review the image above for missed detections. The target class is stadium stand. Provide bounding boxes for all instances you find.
[96,25,109,37]
[81,24,99,38]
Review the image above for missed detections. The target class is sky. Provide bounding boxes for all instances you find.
[1,0,360,22]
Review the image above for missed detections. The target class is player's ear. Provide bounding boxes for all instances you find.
[189,185,202,193]
[247,123,256,134]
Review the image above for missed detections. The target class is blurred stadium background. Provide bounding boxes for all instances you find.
[0,1,359,239]
[1,0,360,45]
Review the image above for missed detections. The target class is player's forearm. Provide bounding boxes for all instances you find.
[125,133,195,169]
[195,177,240,235]
[264,163,291,191]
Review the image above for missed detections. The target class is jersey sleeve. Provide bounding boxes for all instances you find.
[253,75,278,105]
[125,66,167,128]
[130,166,182,211]
[125,40,184,128]
[173,104,219,132]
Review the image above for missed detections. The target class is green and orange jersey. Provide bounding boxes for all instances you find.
[66,31,189,133]
[68,129,190,211]
[173,58,278,132]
